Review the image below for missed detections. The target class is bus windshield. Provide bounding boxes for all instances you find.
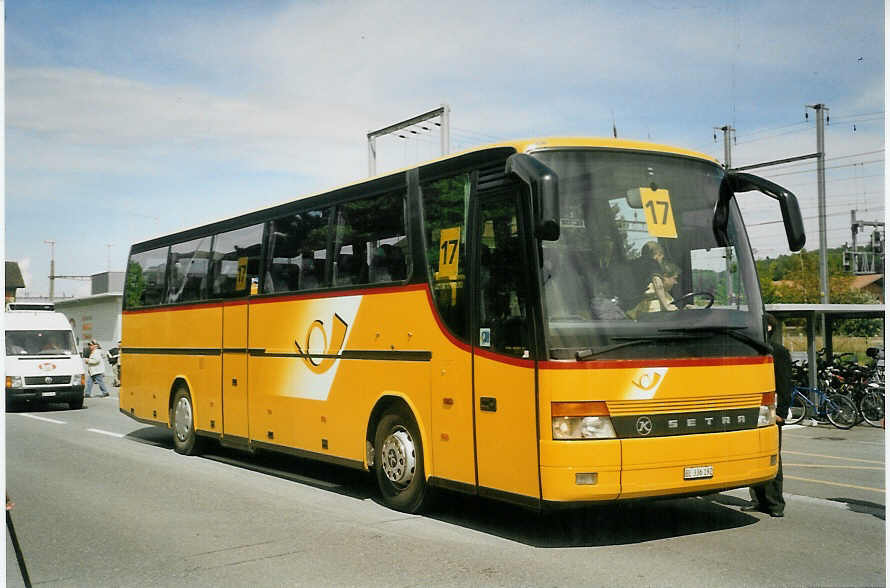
[532,149,765,360]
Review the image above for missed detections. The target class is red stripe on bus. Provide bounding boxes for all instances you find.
[539,356,773,370]
[473,346,535,368]
[423,286,471,353]
[123,301,224,315]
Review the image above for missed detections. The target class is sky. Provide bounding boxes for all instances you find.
[4,0,885,298]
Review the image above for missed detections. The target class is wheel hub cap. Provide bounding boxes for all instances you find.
[174,397,192,442]
[381,429,415,486]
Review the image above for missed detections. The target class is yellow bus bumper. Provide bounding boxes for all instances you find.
[540,426,778,503]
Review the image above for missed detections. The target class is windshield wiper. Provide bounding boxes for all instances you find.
[574,333,698,360]
[657,326,771,355]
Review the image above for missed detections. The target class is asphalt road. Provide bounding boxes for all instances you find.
[6,391,885,587]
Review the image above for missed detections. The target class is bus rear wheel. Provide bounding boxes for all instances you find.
[374,407,429,513]
[171,385,203,455]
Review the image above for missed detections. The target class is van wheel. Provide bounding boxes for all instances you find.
[69,395,84,410]
[171,385,202,455]
[374,407,429,513]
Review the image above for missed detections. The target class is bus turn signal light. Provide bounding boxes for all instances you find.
[551,401,610,417]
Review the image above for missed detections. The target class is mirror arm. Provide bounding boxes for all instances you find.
[714,172,806,252]
[505,154,560,241]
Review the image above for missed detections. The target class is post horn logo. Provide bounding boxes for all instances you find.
[632,372,662,391]
[294,314,348,374]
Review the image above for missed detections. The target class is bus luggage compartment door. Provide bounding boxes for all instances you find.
[222,301,249,441]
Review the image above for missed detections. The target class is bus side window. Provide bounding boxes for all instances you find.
[421,173,471,341]
[125,246,169,308]
[265,209,329,293]
[210,224,263,298]
[477,194,530,357]
[166,236,211,304]
[333,190,408,288]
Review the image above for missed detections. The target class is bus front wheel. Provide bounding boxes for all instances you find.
[374,407,429,513]
[171,385,202,456]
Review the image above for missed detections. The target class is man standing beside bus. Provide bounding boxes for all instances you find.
[744,313,792,517]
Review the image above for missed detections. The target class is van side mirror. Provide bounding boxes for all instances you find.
[714,172,805,252]
[505,154,560,241]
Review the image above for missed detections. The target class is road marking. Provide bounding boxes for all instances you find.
[785,474,884,494]
[784,463,884,470]
[19,413,66,424]
[87,428,126,438]
[784,450,884,465]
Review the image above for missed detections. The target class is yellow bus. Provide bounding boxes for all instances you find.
[120,137,805,513]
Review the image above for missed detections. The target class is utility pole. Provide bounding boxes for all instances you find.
[806,104,829,304]
[716,125,735,305]
[44,240,56,300]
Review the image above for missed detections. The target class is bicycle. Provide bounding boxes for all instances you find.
[857,385,884,428]
[783,385,858,429]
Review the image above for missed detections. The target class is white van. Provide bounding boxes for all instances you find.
[5,305,86,410]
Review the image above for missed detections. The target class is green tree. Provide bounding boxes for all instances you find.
[125,262,145,308]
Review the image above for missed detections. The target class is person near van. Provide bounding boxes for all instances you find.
[84,340,109,398]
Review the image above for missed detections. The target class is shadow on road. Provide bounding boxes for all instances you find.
[425,491,757,547]
[827,497,885,520]
[125,427,377,500]
[123,426,758,546]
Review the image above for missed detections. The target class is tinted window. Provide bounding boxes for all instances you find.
[211,225,264,298]
[421,173,470,340]
[264,209,330,293]
[477,193,531,357]
[125,247,168,308]
[166,236,212,303]
[332,191,409,287]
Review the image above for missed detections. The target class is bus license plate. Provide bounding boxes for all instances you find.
[41,391,56,397]
[684,466,713,480]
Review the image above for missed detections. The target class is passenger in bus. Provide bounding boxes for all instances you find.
[627,261,680,319]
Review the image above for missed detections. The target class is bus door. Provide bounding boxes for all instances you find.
[221,300,250,444]
[471,189,541,504]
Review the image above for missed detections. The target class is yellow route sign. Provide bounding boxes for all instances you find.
[236,257,248,291]
[438,227,461,279]
[639,188,678,238]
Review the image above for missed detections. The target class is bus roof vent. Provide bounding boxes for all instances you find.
[477,161,508,192]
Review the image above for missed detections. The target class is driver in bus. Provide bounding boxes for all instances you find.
[627,261,680,319]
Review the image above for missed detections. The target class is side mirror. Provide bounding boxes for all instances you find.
[714,172,806,251]
[505,154,560,241]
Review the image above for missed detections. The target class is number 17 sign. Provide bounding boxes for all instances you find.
[438,226,461,278]
[639,188,678,238]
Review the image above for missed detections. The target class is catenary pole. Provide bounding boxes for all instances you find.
[807,104,829,305]
[718,125,735,305]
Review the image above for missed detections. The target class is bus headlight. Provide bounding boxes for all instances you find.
[551,402,616,439]
[758,391,776,427]
[552,416,616,439]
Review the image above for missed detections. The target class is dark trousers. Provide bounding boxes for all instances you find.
[749,425,784,514]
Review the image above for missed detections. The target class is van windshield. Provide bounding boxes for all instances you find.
[6,330,78,355]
